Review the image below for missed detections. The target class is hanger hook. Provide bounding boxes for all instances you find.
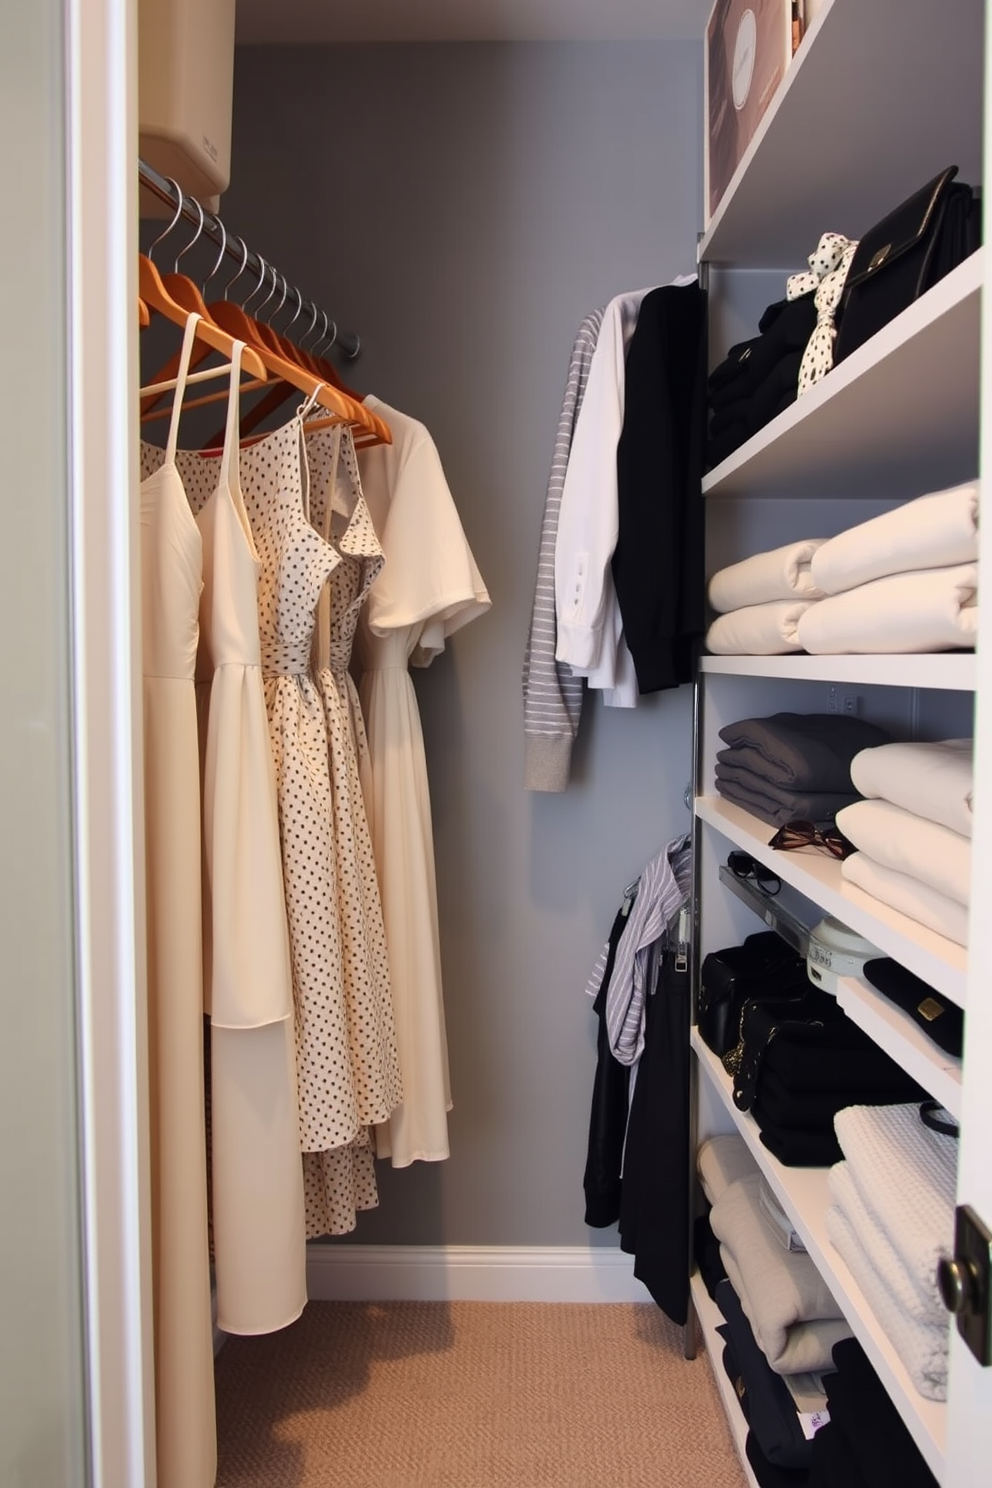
[241,254,269,312]
[265,271,289,325]
[173,196,205,273]
[325,316,338,351]
[298,300,320,350]
[202,214,228,291]
[312,309,331,357]
[147,178,185,263]
[285,284,304,334]
[222,235,249,300]
[255,261,280,320]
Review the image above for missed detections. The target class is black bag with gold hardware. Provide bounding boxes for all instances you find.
[833,164,981,365]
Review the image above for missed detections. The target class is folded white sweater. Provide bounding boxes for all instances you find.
[842,852,970,947]
[796,564,978,654]
[836,798,972,906]
[828,1161,946,1326]
[825,1200,948,1401]
[708,539,827,613]
[850,738,973,839]
[710,1173,851,1374]
[706,599,814,655]
[810,481,979,595]
[833,1103,958,1316]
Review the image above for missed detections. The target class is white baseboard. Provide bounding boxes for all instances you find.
[305,1244,650,1304]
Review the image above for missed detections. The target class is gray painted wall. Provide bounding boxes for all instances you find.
[224,41,703,1246]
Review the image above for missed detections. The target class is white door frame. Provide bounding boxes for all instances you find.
[67,0,155,1482]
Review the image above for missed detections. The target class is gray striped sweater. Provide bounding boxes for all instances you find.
[522,307,605,791]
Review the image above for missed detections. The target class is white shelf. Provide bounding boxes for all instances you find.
[702,251,982,501]
[689,1272,761,1488]
[700,0,984,267]
[695,795,968,1008]
[692,1031,948,1482]
[698,653,976,692]
[835,976,962,1121]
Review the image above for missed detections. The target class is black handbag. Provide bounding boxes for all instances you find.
[697,930,809,1058]
[834,164,982,364]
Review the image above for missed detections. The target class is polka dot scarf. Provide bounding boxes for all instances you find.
[787,231,859,395]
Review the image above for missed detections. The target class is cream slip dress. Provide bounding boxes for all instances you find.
[139,312,215,1488]
[355,396,491,1167]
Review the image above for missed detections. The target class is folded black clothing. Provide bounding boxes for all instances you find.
[822,1338,938,1488]
[756,1068,924,1132]
[862,958,965,1058]
[745,1430,811,1488]
[808,1421,868,1488]
[694,1210,727,1300]
[708,294,817,399]
[708,392,753,435]
[717,713,894,793]
[706,420,753,470]
[756,1116,843,1168]
[716,1279,812,1470]
[714,764,859,829]
[709,347,805,434]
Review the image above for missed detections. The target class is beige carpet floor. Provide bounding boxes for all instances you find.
[214,1301,748,1488]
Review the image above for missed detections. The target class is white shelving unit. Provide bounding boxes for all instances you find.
[691,4,984,1483]
[689,1272,761,1488]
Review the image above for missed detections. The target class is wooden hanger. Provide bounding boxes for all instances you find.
[138,253,268,383]
[138,295,150,327]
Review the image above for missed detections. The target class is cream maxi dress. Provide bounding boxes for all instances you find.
[142,360,308,1335]
[354,396,491,1167]
[139,312,215,1488]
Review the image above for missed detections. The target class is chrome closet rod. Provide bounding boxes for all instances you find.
[138,156,361,360]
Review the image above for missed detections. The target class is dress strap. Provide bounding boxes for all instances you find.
[217,339,245,494]
[164,312,202,464]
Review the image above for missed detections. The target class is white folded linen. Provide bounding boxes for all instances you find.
[842,851,970,947]
[708,539,827,613]
[850,738,974,839]
[833,1103,958,1315]
[828,1161,946,1326]
[826,1200,948,1400]
[810,481,979,596]
[796,565,978,654]
[697,1133,759,1205]
[710,1173,851,1374]
[836,798,971,906]
[706,600,815,655]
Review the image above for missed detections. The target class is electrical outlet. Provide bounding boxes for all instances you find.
[827,686,861,716]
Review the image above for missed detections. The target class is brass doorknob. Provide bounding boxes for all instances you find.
[938,1255,974,1315]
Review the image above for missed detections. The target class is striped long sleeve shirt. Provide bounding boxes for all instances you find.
[522,308,605,791]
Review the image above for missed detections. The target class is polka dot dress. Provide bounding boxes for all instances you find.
[142,414,401,1237]
[303,423,402,1226]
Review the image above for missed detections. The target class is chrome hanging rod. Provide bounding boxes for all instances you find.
[138,157,361,361]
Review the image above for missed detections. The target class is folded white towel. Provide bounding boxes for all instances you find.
[850,738,974,839]
[708,539,827,613]
[842,851,970,947]
[828,1161,946,1326]
[826,1201,948,1400]
[697,1134,758,1205]
[710,1173,851,1374]
[810,481,979,596]
[796,564,978,654]
[833,1104,958,1315]
[706,599,815,655]
[836,799,972,906]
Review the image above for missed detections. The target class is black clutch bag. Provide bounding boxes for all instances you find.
[834,164,981,364]
[697,930,809,1057]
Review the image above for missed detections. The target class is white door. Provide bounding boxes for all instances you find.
[0,1,153,1484]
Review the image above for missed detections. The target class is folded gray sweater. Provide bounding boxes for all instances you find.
[717,712,892,792]
[715,759,860,826]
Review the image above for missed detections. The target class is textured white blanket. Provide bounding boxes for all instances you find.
[828,1161,946,1326]
[836,798,972,906]
[850,738,973,839]
[842,852,970,947]
[825,1201,948,1401]
[833,1104,958,1314]
[706,599,814,655]
[796,564,978,654]
[710,1174,851,1374]
[810,481,979,596]
[708,539,827,613]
